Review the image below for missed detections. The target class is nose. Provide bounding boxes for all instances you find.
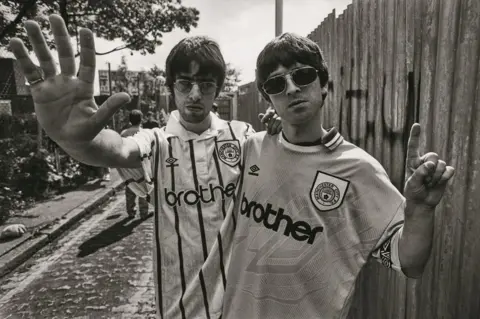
[188,83,202,101]
[284,75,300,95]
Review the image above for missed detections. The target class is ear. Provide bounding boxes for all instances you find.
[319,80,328,96]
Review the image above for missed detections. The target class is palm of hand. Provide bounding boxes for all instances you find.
[32,76,97,143]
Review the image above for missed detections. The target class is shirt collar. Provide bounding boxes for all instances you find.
[165,110,226,141]
[279,127,344,152]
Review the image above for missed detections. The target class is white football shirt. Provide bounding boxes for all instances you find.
[223,128,406,319]
[117,111,254,319]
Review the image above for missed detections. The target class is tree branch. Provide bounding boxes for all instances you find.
[0,0,38,41]
[73,24,157,57]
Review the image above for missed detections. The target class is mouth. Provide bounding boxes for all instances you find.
[288,100,306,108]
[186,104,203,110]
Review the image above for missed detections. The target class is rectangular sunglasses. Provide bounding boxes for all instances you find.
[262,66,319,95]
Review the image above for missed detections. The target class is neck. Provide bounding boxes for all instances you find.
[179,113,212,135]
[282,111,327,145]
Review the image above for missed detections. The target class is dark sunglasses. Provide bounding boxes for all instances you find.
[262,66,319,95]
[174,79,217,94]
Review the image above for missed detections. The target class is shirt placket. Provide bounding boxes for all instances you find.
[194,140,209,181]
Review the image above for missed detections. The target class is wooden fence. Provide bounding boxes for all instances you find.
[237,0,480,318]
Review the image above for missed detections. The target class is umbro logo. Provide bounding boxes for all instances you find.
[248,165,260,176]
[166,157,179,168]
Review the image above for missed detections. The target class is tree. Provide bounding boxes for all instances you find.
[218,63,241,98]
[1,0,199,56]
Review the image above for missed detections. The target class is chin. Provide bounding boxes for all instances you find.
[184,111,208,123]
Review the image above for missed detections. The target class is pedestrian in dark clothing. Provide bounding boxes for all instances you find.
[142,111,160,129]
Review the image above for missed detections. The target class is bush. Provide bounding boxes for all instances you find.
[0,135,98,224]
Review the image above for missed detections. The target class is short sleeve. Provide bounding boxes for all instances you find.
[350,152,407,275]
[370,199,406,276]
[116,128,163,202]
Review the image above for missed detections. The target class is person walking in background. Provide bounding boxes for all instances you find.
[142,111,160,129]
[120,110,149,219]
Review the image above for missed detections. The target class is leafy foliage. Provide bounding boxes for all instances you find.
[223,63,242,93]
[0,132,98,224]
[1,0,200,56]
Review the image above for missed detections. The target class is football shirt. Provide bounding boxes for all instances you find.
[117,111,254,319]
[223,128,406,319]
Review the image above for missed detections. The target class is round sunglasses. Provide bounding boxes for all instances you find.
[262,66,319,95]
[174,79,217,95]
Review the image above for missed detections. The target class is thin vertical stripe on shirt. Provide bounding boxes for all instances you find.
[167,137,187,319]
[153,131,164,319]
[188,139,210,318]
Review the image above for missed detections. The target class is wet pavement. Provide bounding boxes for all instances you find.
[0,191,157,319]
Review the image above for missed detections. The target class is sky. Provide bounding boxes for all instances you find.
[9,0,352,94]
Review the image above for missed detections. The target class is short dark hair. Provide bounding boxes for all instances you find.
[256,33,329,102]
[129,109,143,125]
[165,36,226,98]
[146,111,153,117]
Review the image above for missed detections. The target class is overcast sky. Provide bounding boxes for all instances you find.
[18,0,352,94]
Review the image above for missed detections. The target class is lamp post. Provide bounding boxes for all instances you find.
[275,0,283,36]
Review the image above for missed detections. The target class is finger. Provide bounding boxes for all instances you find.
[258,113,266,122]
[437,166,455,185]
[428,160,446,187]
[267,116,281,135]
[420,152,439,183]
[262,112,273,124]
[50,14,76,76]
[78,28,96,84]
[421,152,439,165]
[410,161,436,185]
[406,123,422,168]
[24,20,57,78]
[9,38,43,83]
[90,93,131,134]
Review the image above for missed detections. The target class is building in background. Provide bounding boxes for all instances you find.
[0,57,35,115]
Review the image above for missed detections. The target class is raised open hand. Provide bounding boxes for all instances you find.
[404,123,455,207]
[9,14,130,149]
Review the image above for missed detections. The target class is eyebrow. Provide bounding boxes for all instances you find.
[177,74,215,82]
[268,66,306,79]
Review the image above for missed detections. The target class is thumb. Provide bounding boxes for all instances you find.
[92,92,131,129]
[410,161,435,184]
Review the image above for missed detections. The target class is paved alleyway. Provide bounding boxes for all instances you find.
[0,191,157,319]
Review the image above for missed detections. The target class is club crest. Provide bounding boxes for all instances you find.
[310,171,350,211]
[216,140,241,167]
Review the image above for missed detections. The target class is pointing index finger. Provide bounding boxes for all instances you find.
[406,123,421,163]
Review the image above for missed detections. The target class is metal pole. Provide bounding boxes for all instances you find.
[275,0,283,36]
[107,62,115,129]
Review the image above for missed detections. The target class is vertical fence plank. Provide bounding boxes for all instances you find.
[338,13,347,137]
[373,0,385,165]
[358,0,367,152]
[365,0,375,156]
[382,0,394,179]
[331,9,339,129]
[350,0,360,147]
[341,4,352,140]
[357,0,368,152]
[327,12,334,128]
[391,0,407,190]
